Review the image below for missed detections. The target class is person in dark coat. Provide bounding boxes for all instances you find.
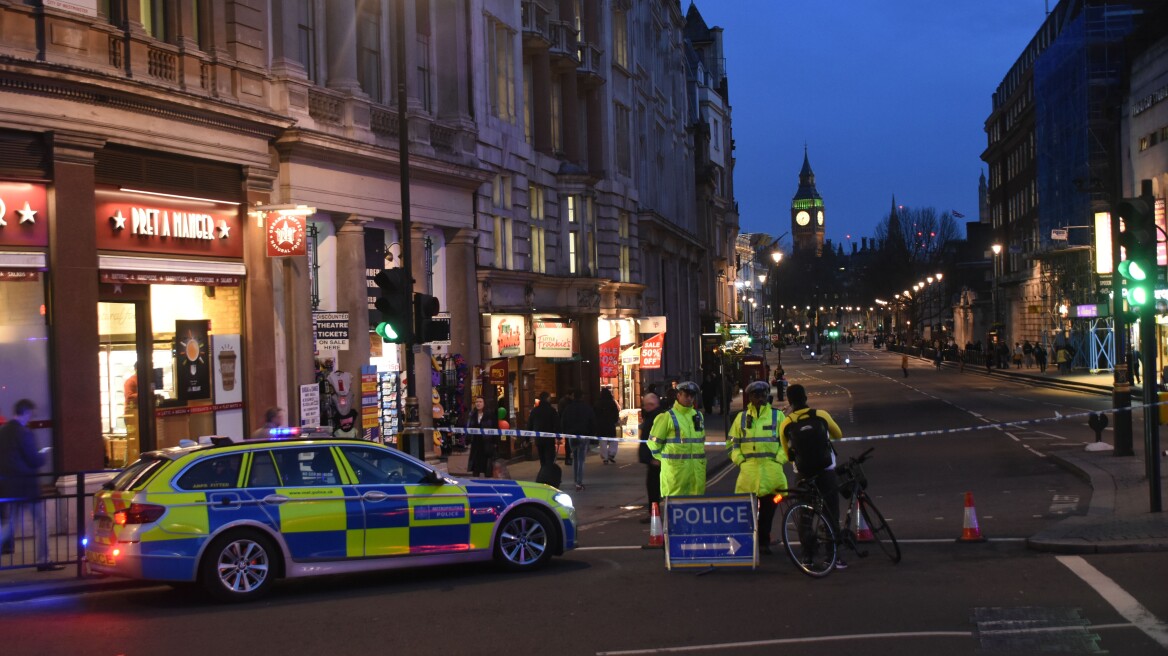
[637,392,663,522]
[559,390,596,491]
[700,375,717,414]
[0,399,61,570]
[528,391,560,466]
[465,396,497,478]
[594,388,621,465]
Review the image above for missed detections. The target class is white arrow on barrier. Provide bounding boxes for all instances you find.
[679,536,742,555]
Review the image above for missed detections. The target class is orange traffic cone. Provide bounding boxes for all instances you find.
[855,502,875,543]
[956,491,986,542]
[643,502,664,549]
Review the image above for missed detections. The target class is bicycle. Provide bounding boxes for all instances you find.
[777,479,838,578]
[836,447,901,564]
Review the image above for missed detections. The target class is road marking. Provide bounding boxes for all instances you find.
[596,630,974,654]
[1057,555,1168,649]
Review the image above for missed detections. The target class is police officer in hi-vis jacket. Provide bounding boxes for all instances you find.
[647,381,706,497]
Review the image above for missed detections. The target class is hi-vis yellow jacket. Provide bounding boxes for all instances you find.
[648,402,706,497]
[727,404,788,496]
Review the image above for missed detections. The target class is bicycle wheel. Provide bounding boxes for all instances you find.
[781,503,837,577]
[860,496,901,563]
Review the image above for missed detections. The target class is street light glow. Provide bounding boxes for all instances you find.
[991,243,1002,255]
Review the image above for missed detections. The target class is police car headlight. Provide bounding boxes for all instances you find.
[553,493,574,509]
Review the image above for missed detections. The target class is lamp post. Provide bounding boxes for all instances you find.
[990,243,1002,342]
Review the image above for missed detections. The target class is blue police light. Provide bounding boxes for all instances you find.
[269,427,301,438]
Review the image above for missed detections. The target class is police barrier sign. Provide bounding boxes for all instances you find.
[663,495,757,570]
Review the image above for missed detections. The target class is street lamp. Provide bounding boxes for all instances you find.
[991,243,1003,331]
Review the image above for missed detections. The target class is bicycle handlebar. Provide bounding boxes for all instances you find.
[855,446,875,463]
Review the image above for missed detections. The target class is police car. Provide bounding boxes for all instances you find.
[85,437,576,601]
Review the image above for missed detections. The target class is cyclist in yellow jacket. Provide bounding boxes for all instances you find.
[648,380,706,497]
[727,380,788,554]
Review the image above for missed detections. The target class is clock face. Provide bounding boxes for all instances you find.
[816,210,824,226]
[795,211,811,226]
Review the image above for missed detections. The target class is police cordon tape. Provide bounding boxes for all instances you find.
[431,400,1155,447]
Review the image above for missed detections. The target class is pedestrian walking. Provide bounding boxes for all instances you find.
[595,388,621,465]
[1035,343,1048,373]
[1023,340,1034,368]
[779,385,846,569]
[1131,350,1142,385]
[1056,345,1071,374]
[529,391,560,467]
[465,396,497,478]
[560,390,597,491]
[647,381,706,497]
[637,392,663,523]
[727,381,787,554]
[0,399,62,571]
[901,353,909,378]
[1013,342,1024,369]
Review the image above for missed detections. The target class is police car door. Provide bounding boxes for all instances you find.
[338,445,472,557]
[251,446,363,561]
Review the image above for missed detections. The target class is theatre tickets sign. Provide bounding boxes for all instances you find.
[95,187,243,258]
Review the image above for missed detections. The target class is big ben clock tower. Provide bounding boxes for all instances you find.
[791,147,825,256]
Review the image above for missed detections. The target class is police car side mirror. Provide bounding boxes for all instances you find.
[424,469,446,486]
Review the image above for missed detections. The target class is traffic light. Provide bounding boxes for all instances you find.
[1117,198,1155,308]
[413,293,449,343]
[373,268,412,343]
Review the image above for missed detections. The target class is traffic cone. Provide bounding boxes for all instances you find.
[855,502,875,543]
[956,491,986,542]
[643,502,664,549]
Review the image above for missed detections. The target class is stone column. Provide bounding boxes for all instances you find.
[269,0,307,77]
[434,0,470,121]
[531,52,552,154]
[446,228,481,366]
[586,88,604,174]
[325,0,362,93]
[333,215,371,379]
[411,225,433,432]
[49,133,106,471]
[241,166,278,434]
[560,70,581,165]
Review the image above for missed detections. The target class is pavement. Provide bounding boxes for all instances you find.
[1,353,1165,601]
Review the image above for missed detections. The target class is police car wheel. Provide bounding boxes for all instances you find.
[200,530,278,602]
[494,508,554,571]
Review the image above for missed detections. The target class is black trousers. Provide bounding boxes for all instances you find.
[757,493,778,544]
[798,468,841,554]
[645,465,661,505]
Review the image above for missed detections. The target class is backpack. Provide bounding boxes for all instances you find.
[784,409,835,475]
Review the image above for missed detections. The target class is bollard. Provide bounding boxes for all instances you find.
[1086,412,1113,452]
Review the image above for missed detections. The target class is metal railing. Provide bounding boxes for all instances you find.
[1,470,119,577]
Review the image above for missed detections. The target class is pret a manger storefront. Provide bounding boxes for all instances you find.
[95,187,247,467]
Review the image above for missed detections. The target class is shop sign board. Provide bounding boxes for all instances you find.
[599,336,620,377]
[175,320,212,402]
[490,315,526,358]
[664,495,758,570]
[300,383,320,427]
[266,213,306,257]
[488,359,508,386]
[620,347,640,365]
[535,325,574,358]
[211,334,243,440]
[0,182,49,248]
[100,271,241,286]
[638,316,667,334]
[640,332,664,369]
[95,187,243,259]
[313,312,350,351]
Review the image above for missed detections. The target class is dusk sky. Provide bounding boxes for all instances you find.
[702,1,1051,250]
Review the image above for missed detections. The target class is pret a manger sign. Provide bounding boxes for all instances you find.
[96,187,242,258]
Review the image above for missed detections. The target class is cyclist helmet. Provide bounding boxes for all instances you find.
[676,381,700,396]
[745,380,770,397]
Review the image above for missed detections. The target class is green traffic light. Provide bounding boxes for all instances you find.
[375,321,400,342]
[1118,259,1148,281]
[1130,285,1149,306]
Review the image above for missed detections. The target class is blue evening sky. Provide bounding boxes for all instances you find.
[703,1,1050,249]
